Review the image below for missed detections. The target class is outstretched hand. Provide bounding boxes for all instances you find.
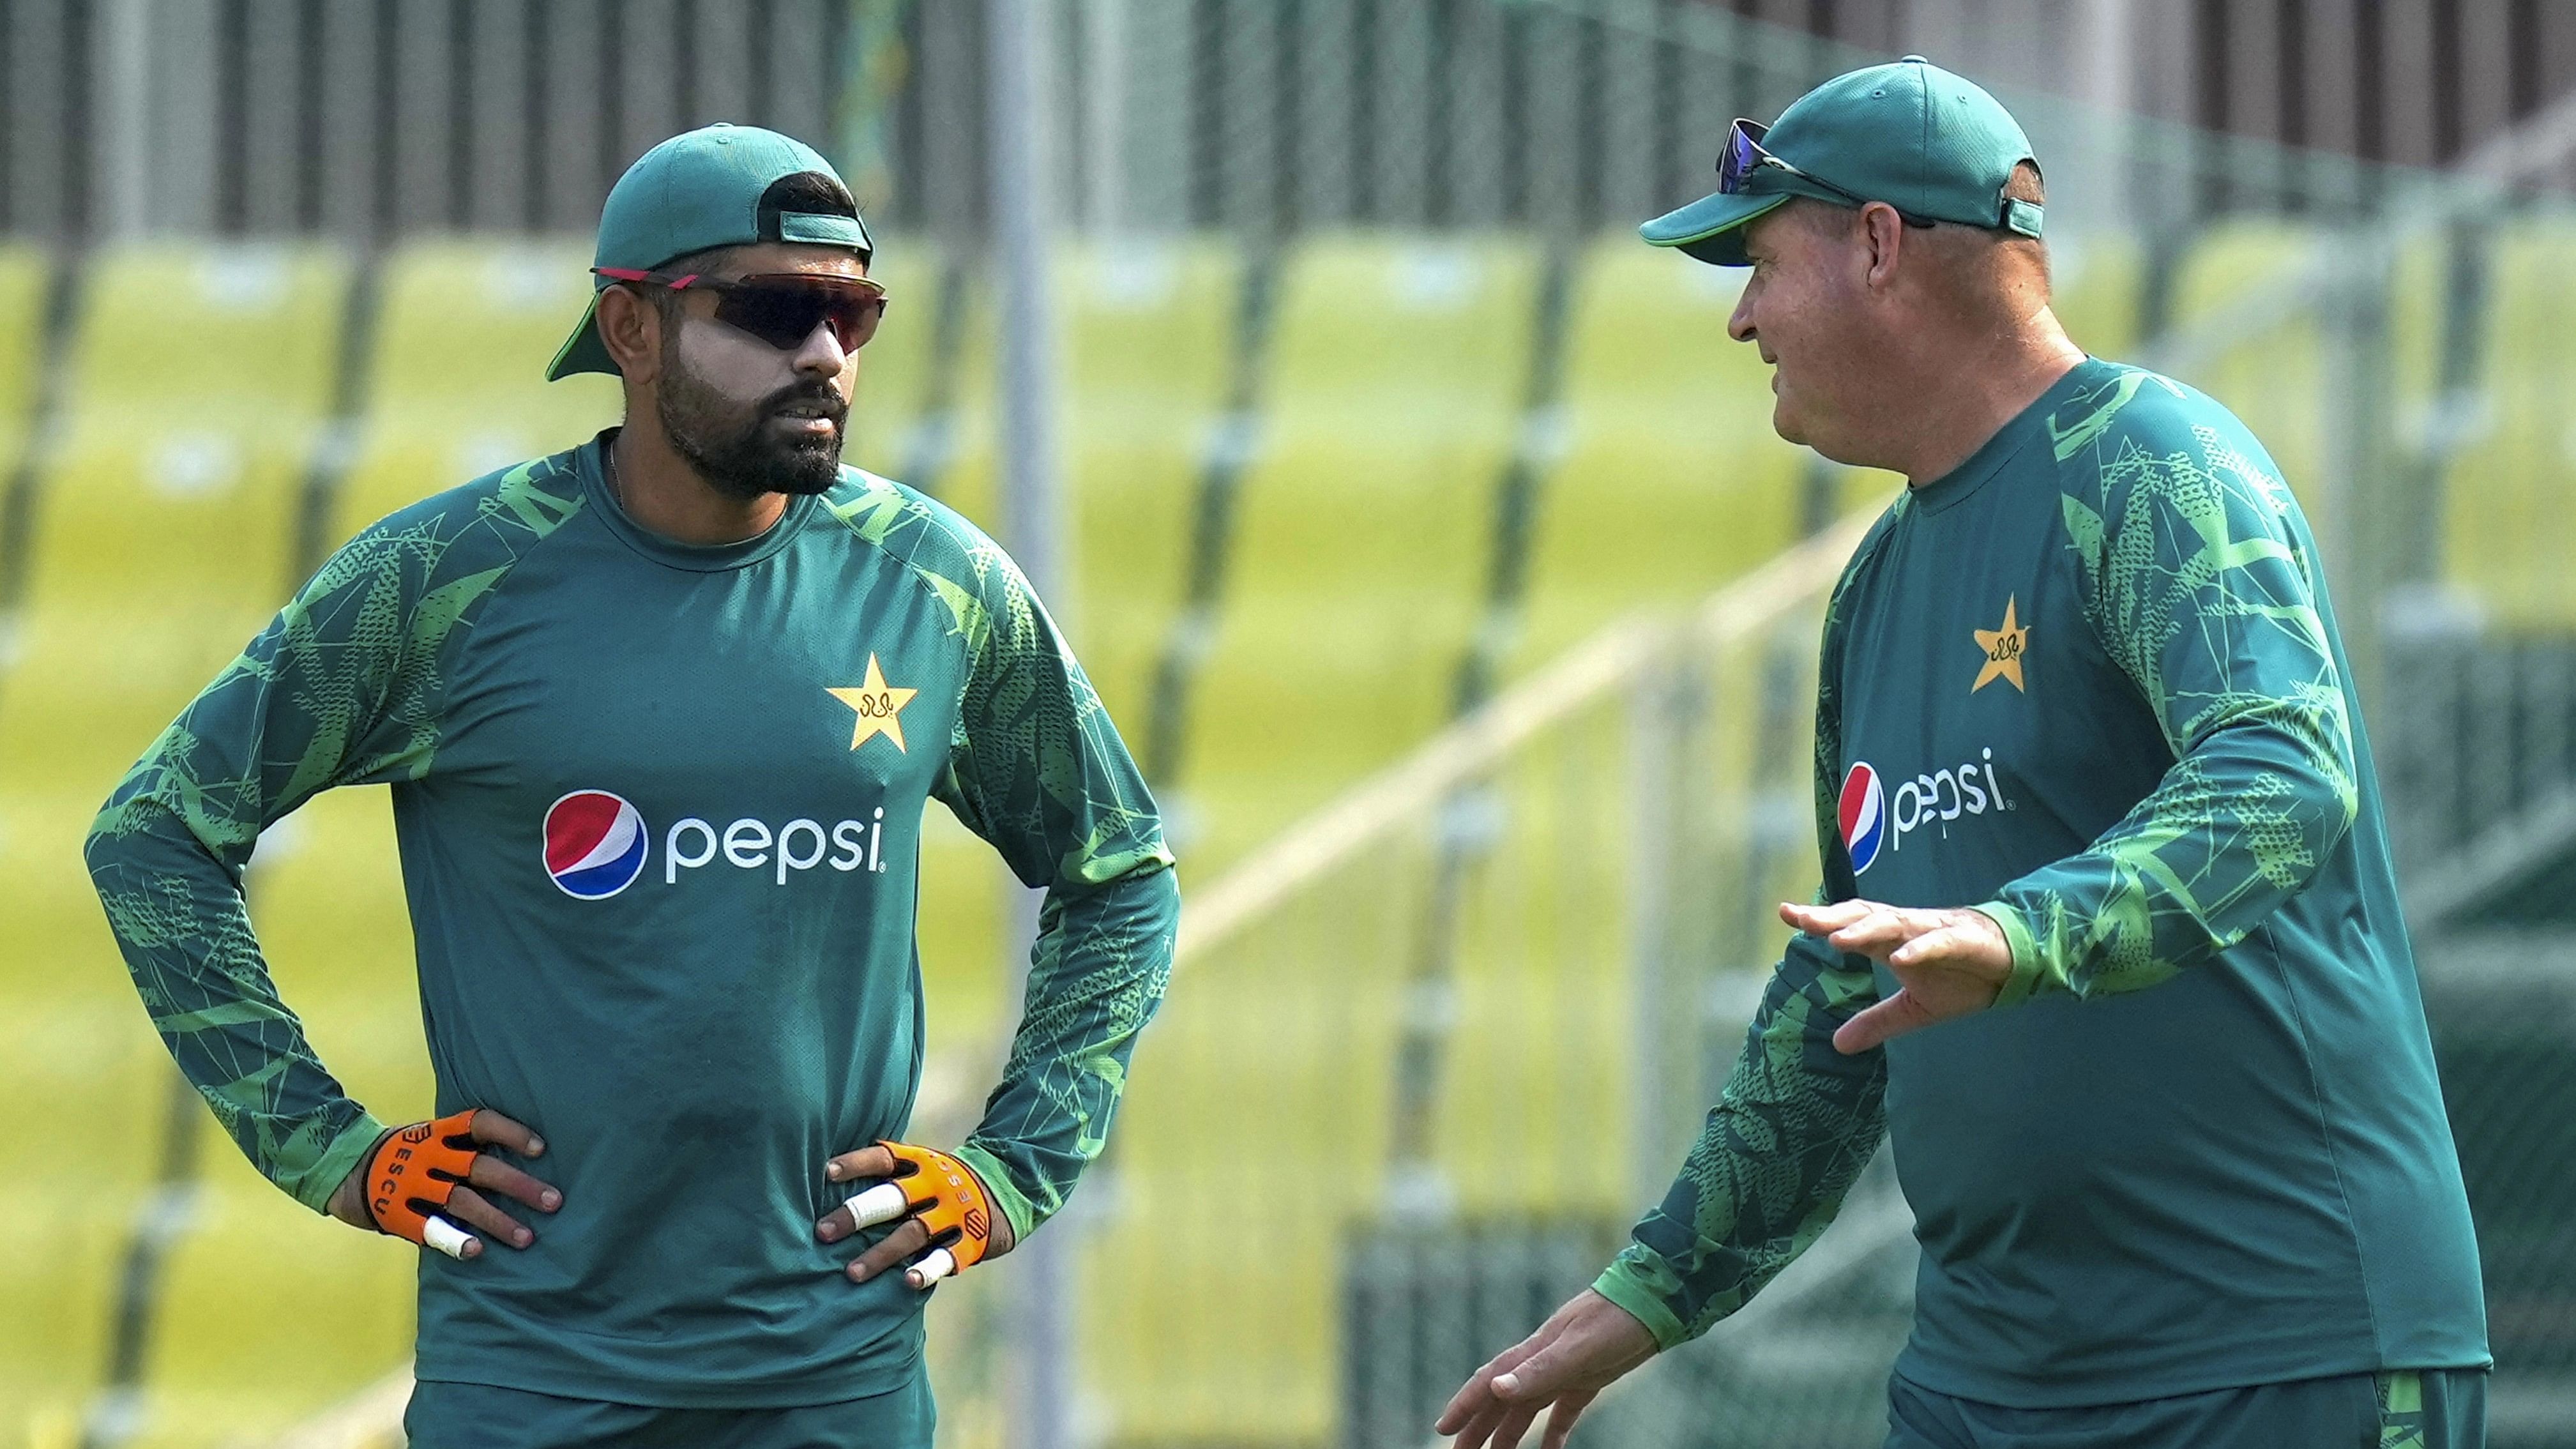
[1779,899,2013,1053]
[1435,1290,1656,1449]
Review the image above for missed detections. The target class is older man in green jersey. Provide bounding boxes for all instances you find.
[86,125,1177,1446]
[1437,57,2487,1449]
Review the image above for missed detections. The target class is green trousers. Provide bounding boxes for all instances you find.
[1886,1367,2487,1449]
[402,1370,934,1449]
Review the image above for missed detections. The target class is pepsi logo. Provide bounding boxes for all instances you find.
[544,790,649,900]
[1838,762,1886,874]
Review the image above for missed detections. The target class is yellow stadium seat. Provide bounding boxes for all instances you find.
[1515,239,1808,673]
[1059,236,1240,727]
[1179,233,1539,872]
[330,241,621,543]
[2168,219,2328,510]
[2441,220,2576,629]
[0,243,48,485]
[0,240,350,967]
[0,241,351,1425]
[1084,236,1535,1445]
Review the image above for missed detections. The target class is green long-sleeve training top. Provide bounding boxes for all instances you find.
[1593,359,2486,1407]
[86,436,1179,1407]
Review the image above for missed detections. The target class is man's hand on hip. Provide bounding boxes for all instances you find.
[815,1141,1015,1290]
[328,1108,559,1259]
[1780,899,2013,1054]
[1436,1289,1656,1449]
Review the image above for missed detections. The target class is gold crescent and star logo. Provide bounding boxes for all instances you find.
[1972,596,2031,694]
[828,654,919,751]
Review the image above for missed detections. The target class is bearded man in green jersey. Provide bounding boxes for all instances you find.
[86,125,1178,1447]
[1437,57,2487,1449]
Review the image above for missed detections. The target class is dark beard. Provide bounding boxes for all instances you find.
[656,343,849,501]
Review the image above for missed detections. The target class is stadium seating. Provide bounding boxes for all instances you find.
[1058,236,1241,727]
[0,241,353,1430]
[1084,895,1413,1444]
[329,239,621,538]
[2168,218,2329,508]
[2437,218,2576,629]
[1513,239,1809,672]
[1177,232,1541,872]
[1084,233,1538,1444]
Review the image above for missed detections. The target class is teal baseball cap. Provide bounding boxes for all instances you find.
[1640,56,2042,267]
[547,123,875,381]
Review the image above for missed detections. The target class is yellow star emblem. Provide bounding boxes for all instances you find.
[828,655,919,752]
[1972,595,2032,694]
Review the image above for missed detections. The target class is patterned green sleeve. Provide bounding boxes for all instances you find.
[1593,548,1890,1349]
[923,537,1178,1245]
[83,464,579,1212]
[1978,395,2359,1005]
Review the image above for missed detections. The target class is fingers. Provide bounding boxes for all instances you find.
[438,1185,534,1248]
[1439,1336,1543,1434]
[816,1181,911,1244]
[1824,905,1937,958]
[1832,990,1928,1056]
[902,1247,957,1290]
[1780,899,1872,934]
[421,1216,480,1261]
[467,1155,561,1215]
[1436,1371,1497,1437]
[1888,922,1978,969]
[845,1216,930,1284]
[1538,1390,1597,1449]
[464,1110,546,1158]
[1487,1403,1544,1449]
[823,1143,898,1185]
[1448,1400,1511,1449]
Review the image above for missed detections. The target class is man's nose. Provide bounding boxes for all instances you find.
[1728,289,1757,344]
[790,321,849,377]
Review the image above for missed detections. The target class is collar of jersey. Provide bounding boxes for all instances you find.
[1908,356,2111,515]
[580,432,819,572]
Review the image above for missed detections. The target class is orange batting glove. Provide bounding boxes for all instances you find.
[815,1141,1004,1289]
[338,1107,558,1261]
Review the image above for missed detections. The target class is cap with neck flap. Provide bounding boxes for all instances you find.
[547,123,875,381]
[1639,55,2043,268]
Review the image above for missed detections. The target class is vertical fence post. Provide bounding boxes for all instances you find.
[96,0,154,239]
[991,0,1072,1445]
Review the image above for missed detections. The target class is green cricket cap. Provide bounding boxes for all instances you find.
[547,123,875,381]
[1640,55,2042,268]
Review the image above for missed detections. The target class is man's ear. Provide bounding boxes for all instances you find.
[1859,202,1908,291]
[595,284,663,386]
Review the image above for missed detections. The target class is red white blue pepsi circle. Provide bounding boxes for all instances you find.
[544,791,649,900]
[1838,762,1886,874]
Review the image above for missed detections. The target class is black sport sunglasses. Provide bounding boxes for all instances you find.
[595,267,890,353]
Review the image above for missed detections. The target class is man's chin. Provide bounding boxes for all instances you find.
[1769,397,1810,448]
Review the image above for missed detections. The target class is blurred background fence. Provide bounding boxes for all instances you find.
[3,2,2574,1448]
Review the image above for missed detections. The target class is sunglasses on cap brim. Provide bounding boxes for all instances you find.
[1716,118,1935,230]
[593,268,890,353]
